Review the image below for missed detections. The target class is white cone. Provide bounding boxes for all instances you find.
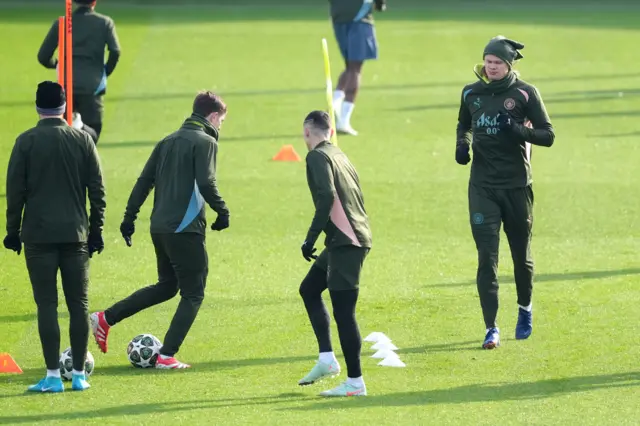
[371,349,399,359]
[371,341,398,351]
[378,357,406,367]
[363,332,391,343]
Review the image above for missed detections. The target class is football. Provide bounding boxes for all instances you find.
[127,334,162,368]
[59,348,95,381]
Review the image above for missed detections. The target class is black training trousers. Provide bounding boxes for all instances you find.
[105,233,208,357]
[25,243,90,372]
[469,183,534,328]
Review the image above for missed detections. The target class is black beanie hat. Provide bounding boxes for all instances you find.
[36,81,66,115]
[483,36,524,68]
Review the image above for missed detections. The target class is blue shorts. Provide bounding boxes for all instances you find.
[333,21,378,62]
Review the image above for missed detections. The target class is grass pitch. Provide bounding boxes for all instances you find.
[0,1,639,424]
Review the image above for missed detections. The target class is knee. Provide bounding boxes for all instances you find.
[179,284,204,305]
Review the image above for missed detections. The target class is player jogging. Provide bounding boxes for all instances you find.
[90,91,230,369]
[4,81,106,392]
[455,36,555,349]
[38,0,121,144]
[329,0,386,136]
[297,111,372,397]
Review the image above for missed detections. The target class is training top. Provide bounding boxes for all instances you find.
[6,118,106,244]
[329,0,375,24]
[305,141,372,250]
[123,114,229,235]
[457,67,555,189]
[38,6,121,96]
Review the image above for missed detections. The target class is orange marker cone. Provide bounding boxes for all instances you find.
[0,353,23,374]
[272,145,302,162]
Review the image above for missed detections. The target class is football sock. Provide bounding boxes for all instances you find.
[47,369,61,378]
[519,303,532,312]
[330,289,362,378]
[340,101,355,126]
[319,352,337,365]
[346,376,364,387]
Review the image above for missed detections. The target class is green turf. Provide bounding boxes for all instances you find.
[1,1,639,424]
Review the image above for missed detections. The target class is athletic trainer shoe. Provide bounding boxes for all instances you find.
[155,356,191,369]
[515,308,533,340]
[483,327,500,349]
[319,381,367,397]
[298,360,341,386]
[90,311,111,353]
[336,124,358,136]
[71,373,90,391]
[27,376,64,393]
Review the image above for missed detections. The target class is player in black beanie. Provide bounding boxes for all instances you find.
[4,80,106,392]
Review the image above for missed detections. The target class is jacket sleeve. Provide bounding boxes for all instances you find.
[457,88,472,149]
[104,18,121,77]
[85,137,106,234]
[513,86,555,147]
[194,140,229,216]
[37,19,59,69]
[305,150,335,245]
[123,144,160,223]
[5,137,27,235]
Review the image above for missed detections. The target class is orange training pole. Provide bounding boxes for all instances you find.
[58,17,65,89]
[65,0,73,125]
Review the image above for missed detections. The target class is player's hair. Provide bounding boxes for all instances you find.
[193,91,227,117]
[304,110,331,133]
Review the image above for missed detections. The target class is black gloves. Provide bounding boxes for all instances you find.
[120,221,135,247]
[88,231,104,258]
[301,240,318,262]
[497,111,514,131]
[456,144,471,165]
[211,214,230,231]
[3,233,21,255]
[374,0,387,11]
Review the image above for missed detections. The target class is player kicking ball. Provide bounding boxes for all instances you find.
[297,111,372,397]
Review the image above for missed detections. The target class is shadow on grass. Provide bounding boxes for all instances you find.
[2,371,638,422]
[429,268,640,288]
[591,131,640,138]
[0,311,68,324]
[0,393,314,424]
[97,133,300,149]
[283,371,640,411]
[398,88,640,112]
[2,75,640,110]
[0,1,639,31]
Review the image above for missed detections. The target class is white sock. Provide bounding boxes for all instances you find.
[340,101,355,126]
[346,376,364,387]
[519,304,532,312]
[72,369,84,376]
[333,90,345,103]
[486,327,500,333]
[318,352,337,365]
[159,354,172,360]
[47,369,61,378]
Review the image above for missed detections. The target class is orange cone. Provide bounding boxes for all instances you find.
[0,353,23,374]
[272,145,301,162]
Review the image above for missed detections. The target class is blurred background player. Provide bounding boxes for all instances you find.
[4,81,106,392]
[38,0,121,144]
[90,91,230,369]
[455,36,555,349]
[329,0,386,136]
[297,111,372,397]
